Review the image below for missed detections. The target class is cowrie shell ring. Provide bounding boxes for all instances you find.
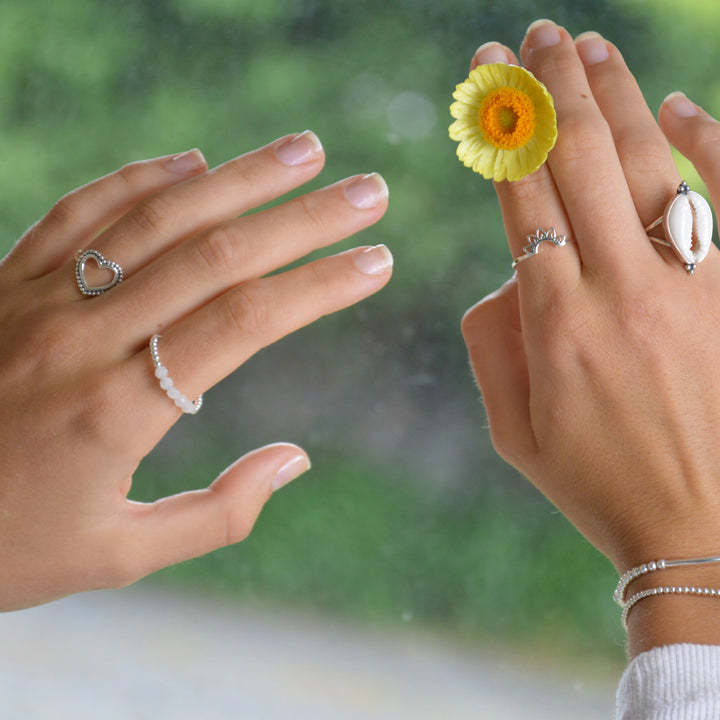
[645,181,713,275]
[75,249,124,296]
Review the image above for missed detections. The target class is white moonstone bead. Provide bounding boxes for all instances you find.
[155,366,169,379]
[160,376,174,390]
[167,387,181,400]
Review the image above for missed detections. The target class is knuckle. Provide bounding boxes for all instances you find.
[222,285,269,335]
[615,134,672,177]
[225,158,255,195]
[223,506,260,545]
[128,195,170,237]
[297,193,329,234]
[114,160,145,190]
[555,114,611,165]
[686,123,720,163]
[193,224,241,275]
[99,544,143,589]
[44,191,82,232]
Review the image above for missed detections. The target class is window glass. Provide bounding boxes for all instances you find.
[1,0,717,713]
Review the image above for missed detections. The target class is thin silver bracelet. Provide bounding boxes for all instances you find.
[614,555,720,630]
[622,585,720,630]
[614,555,720,605]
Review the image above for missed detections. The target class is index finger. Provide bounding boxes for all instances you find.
[468,41,578,295]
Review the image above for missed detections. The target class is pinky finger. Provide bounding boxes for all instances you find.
[658,92,720,206]
[3,150,208,281]
[114,443,310,583]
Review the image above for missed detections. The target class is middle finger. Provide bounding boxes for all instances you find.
[521,20,651,276]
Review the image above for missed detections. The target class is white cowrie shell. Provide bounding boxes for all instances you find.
[662,187,713,271]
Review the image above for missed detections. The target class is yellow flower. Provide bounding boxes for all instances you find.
[449,63,557,182]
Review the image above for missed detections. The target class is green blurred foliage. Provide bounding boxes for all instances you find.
[3,0,720,663]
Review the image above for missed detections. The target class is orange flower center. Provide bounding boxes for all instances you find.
[479,86,536,150]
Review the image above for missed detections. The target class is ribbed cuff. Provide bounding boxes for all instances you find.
[617,644,720,719]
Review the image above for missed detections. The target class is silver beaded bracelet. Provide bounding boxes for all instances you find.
[614,555,720,630]
[150,333,203,415]
[621,585,720,630]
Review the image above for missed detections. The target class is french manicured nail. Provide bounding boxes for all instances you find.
[273,454,311,491]
[664,91,700,118]
[473,42,511,66]
[352,244,393,275]
[525,19,562,50]
[576,32,610,65]
[344,173,389,209]
[166,149,206,174]
[275,130,323,166]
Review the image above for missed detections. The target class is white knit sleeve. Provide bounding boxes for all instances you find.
[616,644,720,719]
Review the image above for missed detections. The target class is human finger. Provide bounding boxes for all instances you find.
[461,277,537,470]
[575,32,681,233]
[111,444,310,584]
[520,20,649,276]
[2,150,208,282]
[53,132,326,300]
[469,41,577,292]
[106,173,389,340]
[659,92,720,210]
[126,243,393,426]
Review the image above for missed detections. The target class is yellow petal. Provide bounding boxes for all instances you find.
[448,63,557,182]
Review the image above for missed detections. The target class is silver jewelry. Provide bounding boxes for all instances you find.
[75,249,124,296]
[645,181,713,275]
[621,585,720,630]
[614,555,720,630]
[512,227,570,269]
[150,334,203,415]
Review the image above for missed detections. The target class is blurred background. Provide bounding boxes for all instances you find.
[1,0,719,714]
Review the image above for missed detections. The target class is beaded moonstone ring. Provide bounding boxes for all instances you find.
[150,334,203,415]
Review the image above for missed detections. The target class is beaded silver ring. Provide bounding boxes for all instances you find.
[150,334,203,415]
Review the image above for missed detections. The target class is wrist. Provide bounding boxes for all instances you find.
[622,562,720,657]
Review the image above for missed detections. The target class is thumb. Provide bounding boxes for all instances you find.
[461,277,537,469]
[115,443,310,584]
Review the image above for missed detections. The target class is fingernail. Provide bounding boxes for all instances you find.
[525,19,562,50]
[472,42,512,67]
[344,173,389,209]
[166,149,207,174]
[275,130,323,166]
[664,91,700,118]
[352,244,394,275]
[576,32,610,65]
[273,454,311,491]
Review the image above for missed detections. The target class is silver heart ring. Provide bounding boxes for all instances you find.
[75,249,124,296]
